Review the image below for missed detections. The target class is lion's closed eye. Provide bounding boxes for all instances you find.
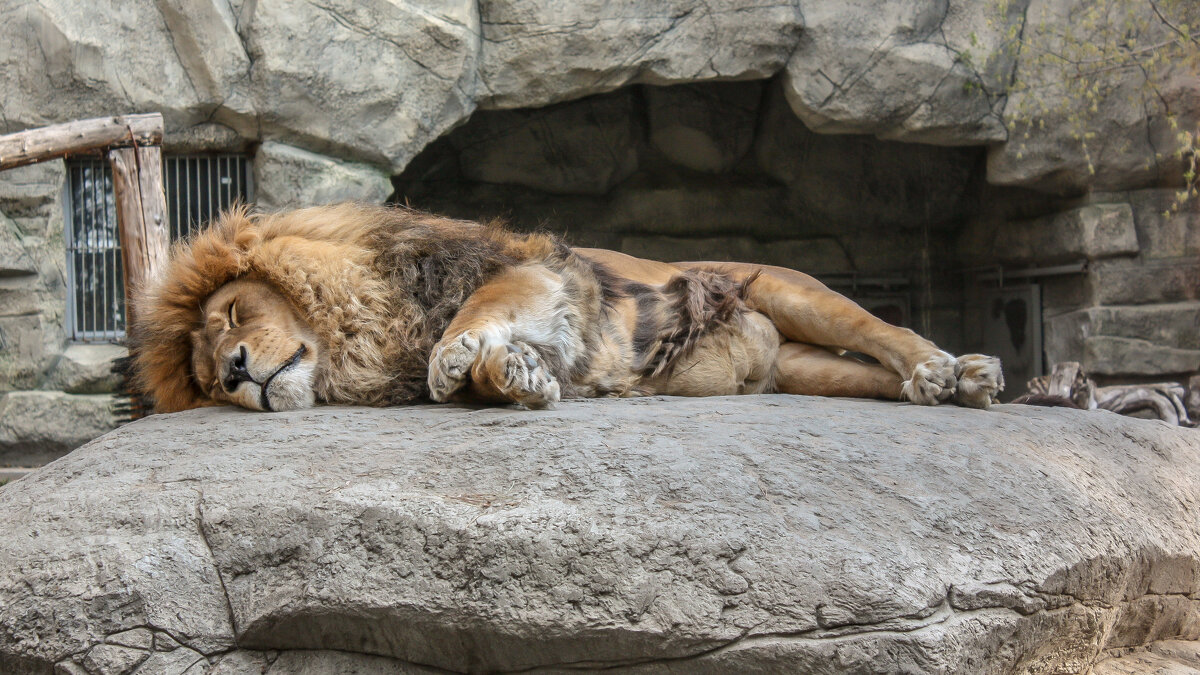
[229,300,239,329]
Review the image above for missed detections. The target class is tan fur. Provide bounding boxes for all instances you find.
[132,203,1003,413]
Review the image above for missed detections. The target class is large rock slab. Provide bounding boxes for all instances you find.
[0,391,120,467]
[1,396,1198,673]
[1045,303,1200,377]
[240,0,481,171]
[476,0,803,109]
[252,142,394,211]
[986,0,1200,193]
[0,3,213,133]
[987,204,1140,266]
[780,0,1026,145]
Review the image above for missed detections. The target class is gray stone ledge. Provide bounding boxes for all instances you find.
[1,396,1198,673]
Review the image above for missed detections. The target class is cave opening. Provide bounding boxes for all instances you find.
[390,79,995,360]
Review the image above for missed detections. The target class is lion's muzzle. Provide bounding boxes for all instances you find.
[260,345,308,411]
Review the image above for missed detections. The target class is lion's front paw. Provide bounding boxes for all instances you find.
[478,342,560,409]
[428,330,483,402]
[901,351,957,405]
[953,354,1004,409]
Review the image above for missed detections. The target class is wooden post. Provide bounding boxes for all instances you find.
[109,145,169,329]
[0,114,163,171]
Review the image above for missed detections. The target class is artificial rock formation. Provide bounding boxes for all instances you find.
[1,396,1198,673]
[3,0,1195,193]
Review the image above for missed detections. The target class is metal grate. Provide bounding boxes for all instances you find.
[64,155,252,341]
[64,160,123,341]
[166,155,254,241]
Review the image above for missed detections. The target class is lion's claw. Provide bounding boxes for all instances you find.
[429,333,559,408]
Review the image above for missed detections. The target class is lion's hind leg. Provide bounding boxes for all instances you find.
[952,353,1004,409]
[773,342,904,400]
[674,261,1004,407]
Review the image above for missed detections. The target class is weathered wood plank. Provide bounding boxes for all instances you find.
[109,145,169,328]
[0,114,163,171]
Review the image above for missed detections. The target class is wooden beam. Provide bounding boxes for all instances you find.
[109,145,170,329]
[0,114,163,171]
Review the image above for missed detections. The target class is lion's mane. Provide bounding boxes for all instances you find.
[131,203,558,412]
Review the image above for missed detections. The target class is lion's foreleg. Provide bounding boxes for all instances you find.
[427,264,574,407]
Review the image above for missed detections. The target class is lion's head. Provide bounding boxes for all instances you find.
[131,203,395,413]
[189,279,321,411]
[132,203,513,413]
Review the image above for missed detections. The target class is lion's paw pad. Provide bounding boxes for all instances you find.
[428,331,483,401]
[953,354,1004,409]
[490,342,560,409]
[902,351,957,405]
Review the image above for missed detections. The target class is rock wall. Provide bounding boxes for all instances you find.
[0,163,122,466]
[2,398,1199,673]
[4,1,1192,193]
[0,0,1197,460]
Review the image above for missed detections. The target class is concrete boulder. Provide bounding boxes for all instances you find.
[1,395,1198,673]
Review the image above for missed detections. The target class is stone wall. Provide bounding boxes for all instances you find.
[960,191,1200,385]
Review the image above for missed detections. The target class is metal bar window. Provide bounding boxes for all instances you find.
[64,154,253,341]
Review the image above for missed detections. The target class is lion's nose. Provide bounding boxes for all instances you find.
[223,345,254,393]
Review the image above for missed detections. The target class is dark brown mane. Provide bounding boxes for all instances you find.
[364,214,530,403]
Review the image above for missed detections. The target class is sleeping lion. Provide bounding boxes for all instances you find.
[131,203,1003,413]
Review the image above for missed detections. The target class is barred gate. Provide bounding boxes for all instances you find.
[64,155,253,341]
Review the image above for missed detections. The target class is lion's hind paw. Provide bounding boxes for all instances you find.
[953,354,1004,409]
[901,351,958,405]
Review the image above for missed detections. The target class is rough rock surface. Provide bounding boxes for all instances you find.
[252,142,394,211]
[780,0,1025,145]
[987,0,1200,192]
[450,90,641,195]
[476,0,804,109]
[0,162,67,393]
[1,396,1198,673]
[44,343,127,395]
[0,390,118,466]
[983,204,1140,266]
[4,0,1194,195]
[1045,303,1200,377]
